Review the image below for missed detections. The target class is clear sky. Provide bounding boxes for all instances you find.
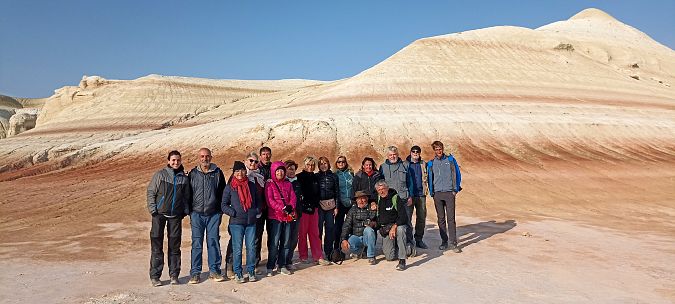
[1,0,673,98]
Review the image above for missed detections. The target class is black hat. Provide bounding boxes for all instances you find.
[410,145,421,153]
[233,161,246,172]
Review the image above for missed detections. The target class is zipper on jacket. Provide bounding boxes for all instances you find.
[157,195,165,210]
[171,174,177,216]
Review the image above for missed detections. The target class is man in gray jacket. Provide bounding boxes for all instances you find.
[188,148,226,284]
[147,150,191,287]
[427,141,463,253]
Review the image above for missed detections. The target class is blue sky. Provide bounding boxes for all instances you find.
[1,0,673,98]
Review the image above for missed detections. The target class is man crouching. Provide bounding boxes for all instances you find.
[340,191,378,265]
[374,180,411,271]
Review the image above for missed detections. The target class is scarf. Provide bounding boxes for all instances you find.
[230,177,252,212]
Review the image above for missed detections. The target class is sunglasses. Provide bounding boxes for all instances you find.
[248,159,259,164]
[411,150,421,153]
[337,160,346,164]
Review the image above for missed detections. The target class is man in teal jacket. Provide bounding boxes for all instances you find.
[426,141,462,253]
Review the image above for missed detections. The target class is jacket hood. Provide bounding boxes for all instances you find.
[270,161,287,181]
[196,163,219,173]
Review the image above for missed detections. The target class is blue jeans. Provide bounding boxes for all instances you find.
[317,208,335,258]
[190,212,222,276]
[282,219,300,265]
[229,224,256,277]
[347,227,376,258]
[266,219,292,270]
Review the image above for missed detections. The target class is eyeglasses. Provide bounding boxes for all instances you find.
[337,161,346,164]
[411,150,420,153]
[248,159,259,164]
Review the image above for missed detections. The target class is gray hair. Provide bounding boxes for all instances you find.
[246,151,259,160]
[374,179,389,189]
[386,146,399,154]
[303,156,317,165]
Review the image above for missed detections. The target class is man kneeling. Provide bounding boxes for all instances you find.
[340,191,378,265]
[374,180,410,271]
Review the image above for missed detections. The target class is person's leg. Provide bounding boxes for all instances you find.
[362,227,377,258]
[381,233,396,261]
[413,197,427,242]
[285,220,299,265]
[149,215,166,280]
[333,206,347,250]
[433,193,449,244]
[244,224,257,275]
[225,226,233,277]
[396,225,408,260]
[322,210,335,258]
[307,210,323,260]
[278,222,292,268]
[347,235,363,254]
[445,193,458,246]
[229,224,244,277]
[190,212,205,276]
[266,219,281,271]
[254,209,267,267]
[297,215,309,260]
[317,209,325,242]
[167,217,182,278]
[404,201,414,244]
[205,213,223,274]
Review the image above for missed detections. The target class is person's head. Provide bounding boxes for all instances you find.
[354,191,369,208]
[410,145,421,161]
[232,160,247,181]
[245,152,260,170]
[284,160,298,178]
[259,147,272,164]
[198,147,212,168]
[271,161,286,181]
[431,141,444,158]
[303,156,317,172]
[167,150,182,169]
[318,156,331,172]
[361,157,376,173]
[386,146,399,163]
[374,180,389,198]
[335,156,348,170]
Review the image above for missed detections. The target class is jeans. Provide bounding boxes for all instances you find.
[346,227,376,258]
[317,208,335,258]
[433,192,457,245]
[266,219,292,270]
[407,196,427,242]
[229,224,256,277]
[282,219,300,265]
[149,215,182,279]
[190,212,222,276]
[382,225,408,261]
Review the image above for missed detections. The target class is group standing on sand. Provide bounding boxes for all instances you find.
[145,141,462,286]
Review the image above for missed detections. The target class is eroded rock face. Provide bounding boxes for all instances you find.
[8,109,39,136]
[79,75,108,89]
[0,108,16,139]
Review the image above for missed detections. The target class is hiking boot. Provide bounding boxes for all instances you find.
[396,259,406,271]
[188,274,200,284]
[170,276,179,285]
[226,264,235,279]
[317,258,331,266]
[280,267,292,275]
[209,272,225,282]
[150,278,162,287]
[439,242,448,251]
[407,243,417,257]
[234,274,245,284]
[416,240,429,249]
[266,268,275,277]
[448,244,462,253]
[368,257,376,265]
[248,271,257,282]
[286,264,296,271]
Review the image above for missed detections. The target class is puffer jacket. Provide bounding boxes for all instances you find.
[189,163,226,215]
[317,170,339,201]
[297,170,320,213]
[266,161,297,222]
[379,158,410,199]
[221,180,260,226]
[336,168,354,208]
[340,203,377,240]
[147,165,191,217]
[351,170,383,201]
[406,155,428,197]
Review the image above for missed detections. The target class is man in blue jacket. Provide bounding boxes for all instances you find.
[426,141,463,253]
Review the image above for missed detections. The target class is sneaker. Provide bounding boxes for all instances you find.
[317,258,331,266]
[368,257,376,265]
[234,274,245,284]
[439,242,448,251]
[209,272,225,282]
[248,271,257,282]
[416,240,429,249]
[449,244,462,253]
[226,264,235,279]
[151,278,162,287]
[280,267,292,275]
[170,276,179,285]
[188,274,200,284]
[266,268,275,277]
[396,259,406,271]
[407,243,417,257]
[286,264,296,271]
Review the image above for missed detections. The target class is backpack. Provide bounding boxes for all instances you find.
[329,248,345,265]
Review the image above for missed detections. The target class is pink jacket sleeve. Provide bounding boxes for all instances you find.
[285,182,297,208]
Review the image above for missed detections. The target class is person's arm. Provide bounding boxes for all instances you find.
[266,181,285,212]
[146,172,160,215]
[426,161,434,197]
[183,179,192,216]
[395,195,408,226]
[216,169,226,202]
[220,186,236,217]
[340,207,354,241]
[288,183,297,208]
[452,156,462,192]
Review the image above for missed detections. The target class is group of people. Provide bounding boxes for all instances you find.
[146,141,462,286]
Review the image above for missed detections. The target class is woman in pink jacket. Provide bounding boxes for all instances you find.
[265,161,297,276]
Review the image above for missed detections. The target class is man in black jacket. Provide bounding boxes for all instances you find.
[340,191,378,265]
[188,148,226,284]
[374,180,411,271]
[147,150,191,286]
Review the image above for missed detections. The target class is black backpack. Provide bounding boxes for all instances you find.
[329,248,345,265]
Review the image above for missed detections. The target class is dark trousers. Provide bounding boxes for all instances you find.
[266,219,292,269]
[317,208,335,258]
[433,192,457,245]
[332,205,350,250]
[283,219,300,265]
[253,209,268,267]
[149,215,182,279]
[407,196,427,242]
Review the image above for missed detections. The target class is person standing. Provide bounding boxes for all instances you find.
[406,145,429,249]
[296,157,331,266]
[426,141,463,253]
[334,156,353,252]
[221,161,261,283]
[317,156,339,259]
[265,161,297,276]
[283,160,303,270]
[147,150,191,286]
[258,146,273,180]
[188,148,226,284]
[351,157,383,203]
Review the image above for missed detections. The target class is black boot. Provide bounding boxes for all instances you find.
[396,259,406,271]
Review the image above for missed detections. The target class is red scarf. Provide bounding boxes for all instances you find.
[230,177,252,212]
